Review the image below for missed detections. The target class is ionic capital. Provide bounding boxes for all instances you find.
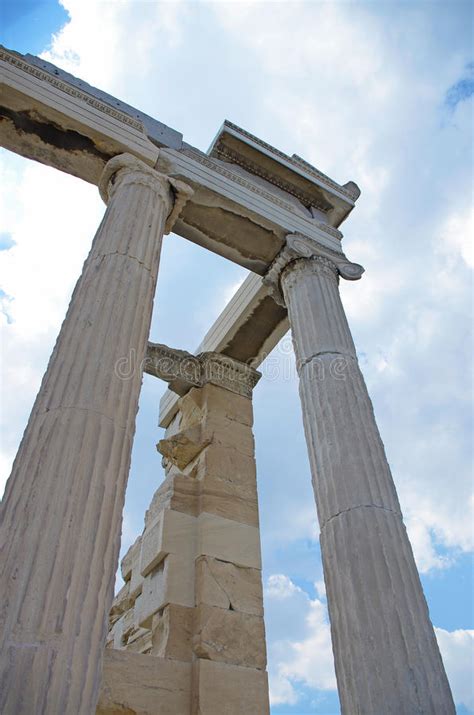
[98,153,193,235]
[145,342,261,399]
[263,232,364,305]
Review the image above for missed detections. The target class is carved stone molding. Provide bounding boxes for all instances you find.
[179,147,343,242]
[145,343,261,399]
[98,153,193,234]
[0,47,144,131]
[218,121,360,203]
[263,232,364,306]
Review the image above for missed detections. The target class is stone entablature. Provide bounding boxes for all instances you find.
[208,120,359,220]
[145,343,261,399]
[1,45,358,275]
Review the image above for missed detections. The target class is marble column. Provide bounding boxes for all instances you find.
[265,233,455,714]
[0,154,192,714]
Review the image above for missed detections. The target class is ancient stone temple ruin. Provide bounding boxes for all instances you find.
[0,46,455,714]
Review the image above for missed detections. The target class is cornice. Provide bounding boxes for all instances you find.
[213,142,332,212]
[220,120,360,202]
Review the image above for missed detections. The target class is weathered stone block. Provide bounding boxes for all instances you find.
[180,383,254,428]
[137,553,195,628]
[110,580,132,621]
[193,604,266,669]
[192,659,269,715]
[201,416,255,457]
[157,425,210,470]
[194,446,258,502]
[140,509,197,577]
[121,536,141,583]
[195,556,264,616]
[145,473,199,525]
[198,488,259,527]
[97,649,191,715]
[151,604,194,661]
[198,512,261,569]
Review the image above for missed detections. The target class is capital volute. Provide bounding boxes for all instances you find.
[98,153,193,235]
[263,232,364,306]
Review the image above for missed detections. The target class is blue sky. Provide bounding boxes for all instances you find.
[1,1,473,713]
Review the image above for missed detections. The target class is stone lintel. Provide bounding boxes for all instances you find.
[145,342,261,399]
[264,232,365,305]
[158,273,288,427]
[2,46,358,276]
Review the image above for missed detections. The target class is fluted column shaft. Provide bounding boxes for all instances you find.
[281,256,454,714]
[0,154,190,714]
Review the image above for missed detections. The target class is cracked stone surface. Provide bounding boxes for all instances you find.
[101,381,269,713]
[0,154,186,715]
[281,255,455,714]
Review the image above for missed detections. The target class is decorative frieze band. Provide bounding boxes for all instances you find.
[145,343,261,399]
[0,47,144,131]
[179,147,343,242]
[263,232,364,306]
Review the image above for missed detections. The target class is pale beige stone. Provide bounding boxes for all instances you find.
[145,473,199,524]
[97,650,191,715]
[198,512,261,569]
[194,604,266,669]
[180,383,254,428]
[201,415,255,457]
[199,489,259,527]
[129,548,144,600]
[121,537,141,583]
[193,446,258,503]
[137,552,195,628]
[192,659,270,715]
[125,627,152,655]
[140,509,197,577]
[195,556,264,616]
[151,604,194,661]
[110,581,133,621]
[157,425,210,470]
[106,616,124,650]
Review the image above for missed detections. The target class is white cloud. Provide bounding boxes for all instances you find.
[42,0,186,99]
[437,205,474,269]
[264,575,474,712]
[0,152,102,494]
[264,575,336,706]
[1,2,472,711]
[436,628,474,712]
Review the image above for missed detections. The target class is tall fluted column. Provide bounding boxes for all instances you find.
[265,233,454,714]
[0,154,192,714]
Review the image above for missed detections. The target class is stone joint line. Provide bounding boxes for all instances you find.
[320,503,403,531]
[298,350,356,372]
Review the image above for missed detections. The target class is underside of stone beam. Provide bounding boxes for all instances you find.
[156,272,288,428]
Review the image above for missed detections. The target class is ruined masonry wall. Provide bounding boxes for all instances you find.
[98,383,270,715]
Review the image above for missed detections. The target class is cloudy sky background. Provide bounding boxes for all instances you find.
[1,1,473,712]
